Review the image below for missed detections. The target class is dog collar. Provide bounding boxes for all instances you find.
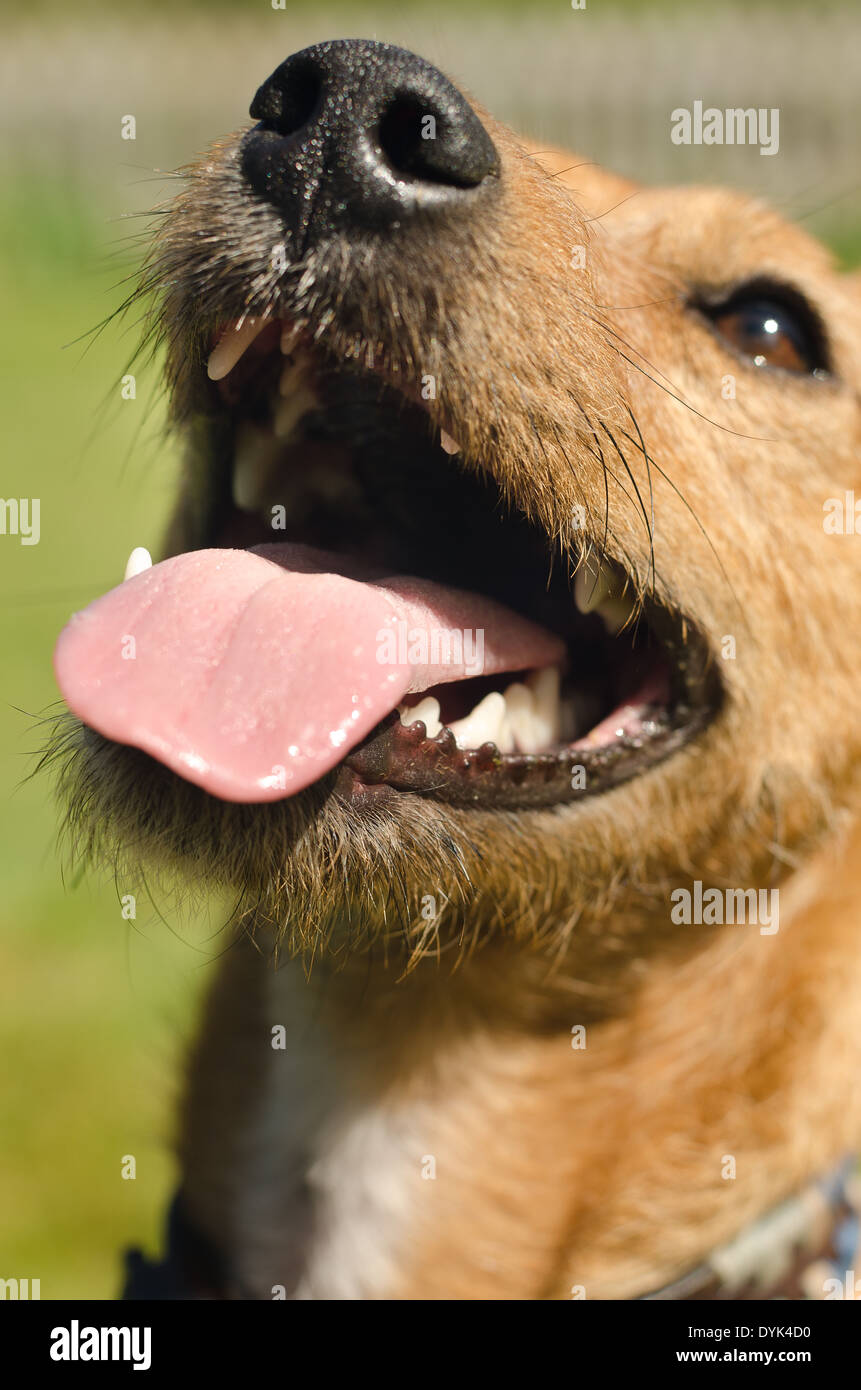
[122,1158,860,1301]
[642,1156,861,1300]
[122,1192,243,1300]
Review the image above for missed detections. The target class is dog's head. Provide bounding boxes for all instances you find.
[51,41,861,996]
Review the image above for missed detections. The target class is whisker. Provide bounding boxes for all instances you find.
[593,294,684,312]
[599,421,655,585]
[612,347,777,442]
[587,311,687,396]
[582,189,641,223]
[625,406,657,594]
[570,400,614,565]
[619,427,751,631]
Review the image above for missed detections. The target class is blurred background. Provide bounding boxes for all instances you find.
[2,0,860,1298]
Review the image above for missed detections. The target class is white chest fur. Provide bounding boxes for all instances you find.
[230,960,423,1299]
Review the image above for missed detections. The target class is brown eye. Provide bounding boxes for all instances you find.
[700,282,829,376]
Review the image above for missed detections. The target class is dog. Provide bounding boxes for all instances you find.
[49,39,861,1299]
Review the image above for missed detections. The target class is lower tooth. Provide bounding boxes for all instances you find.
[399,696,442,738]
[449,691,506,750]
[495,710,515,754]
[503,681,537,754]
[400,671,564,756]
[526,668,561,748]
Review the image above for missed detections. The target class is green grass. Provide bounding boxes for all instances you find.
[0,182,216,1298]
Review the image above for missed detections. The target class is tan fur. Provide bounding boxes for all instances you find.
[52,75,861,1298]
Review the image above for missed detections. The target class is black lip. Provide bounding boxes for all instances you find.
[338,609,720,811]
[339,703,708,810]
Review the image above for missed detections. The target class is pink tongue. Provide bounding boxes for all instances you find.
[54,545,564,802]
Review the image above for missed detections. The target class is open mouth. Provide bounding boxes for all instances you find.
[54,314,721,812]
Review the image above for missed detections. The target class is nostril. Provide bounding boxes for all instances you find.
[378,91,498,189]
[378,98,442,180]
[250,58,322,137]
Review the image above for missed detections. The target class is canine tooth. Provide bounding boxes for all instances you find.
[574,557,638,631]
[526,667,562,748]
[206,317,269,381]
[574,558,614,615]
[399,697,442,738]
[449,691,506,750]
[233,423,282,511]
[123,546,152,581]
[503,681,538,754]
[440,429,461,456]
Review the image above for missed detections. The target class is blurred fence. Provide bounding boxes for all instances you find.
[3,2,860,237]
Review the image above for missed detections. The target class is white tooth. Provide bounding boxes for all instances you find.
[502,681,538,754]
[526,668,561,749]
[574,557,637,631]
[440,429,461,456]
[273,385,318,441]
[233,423,282,512]
[574,558,614,615]
[398,697,442,738]
[449,691,506,750]
[123,546,152,581]
[495,709,515,753]
[206,316,269,381]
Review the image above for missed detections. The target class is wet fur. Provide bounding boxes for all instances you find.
[46,87,861,1297]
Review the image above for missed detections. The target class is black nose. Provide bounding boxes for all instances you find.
[240,39,499,243]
